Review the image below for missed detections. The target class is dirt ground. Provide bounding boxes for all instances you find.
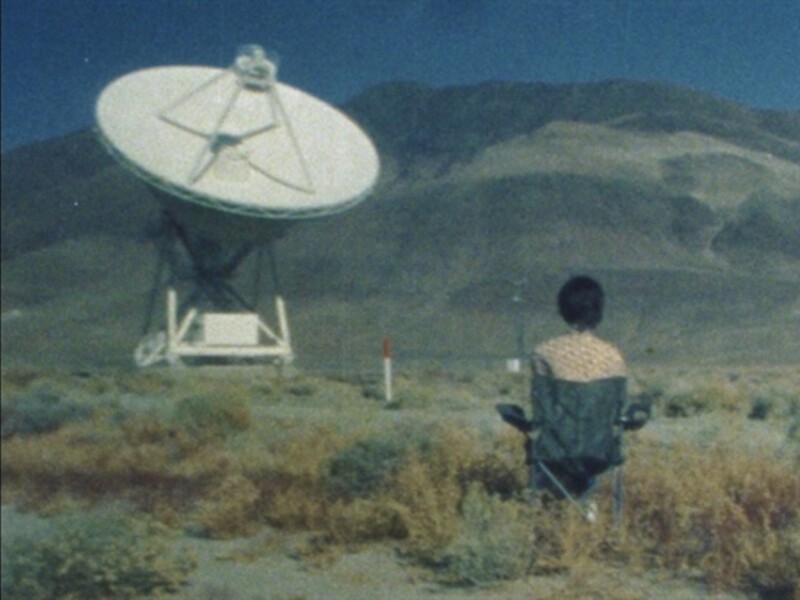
[168,529,752,600]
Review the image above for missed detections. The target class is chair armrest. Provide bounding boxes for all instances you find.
[496,403,533,433]
[619,401,651,431]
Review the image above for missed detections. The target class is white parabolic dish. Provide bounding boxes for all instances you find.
[96,51,380,220]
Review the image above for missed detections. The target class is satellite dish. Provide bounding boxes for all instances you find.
[95,45,381,366]
[96,45,379,239]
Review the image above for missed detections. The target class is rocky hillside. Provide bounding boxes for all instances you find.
[2,79,799,369]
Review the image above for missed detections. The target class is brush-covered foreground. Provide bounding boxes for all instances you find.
[1,365,798,599]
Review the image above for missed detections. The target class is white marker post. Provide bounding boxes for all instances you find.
[382,336,393,404]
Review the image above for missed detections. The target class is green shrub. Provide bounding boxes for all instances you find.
[1,388,92,439]
[325,425,433,500]
[747,396,773,420]
[788,399,800,465]
[286,383,316,397]
[326,436,409,500]
[1,508,195,599]
[1,366,43,390]
[789,399,800,439]
[439,483,537,584]
[173,394,252,442]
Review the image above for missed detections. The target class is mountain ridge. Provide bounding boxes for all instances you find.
[344,79,800,175]
[2,78,798,368]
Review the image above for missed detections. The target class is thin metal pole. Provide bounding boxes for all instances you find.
[535,460,597,522]
[266,240,282,293]
[142,228,171,335]
[513,277,527,360]
[142,250,165,334]
[612,466,623,527]
[383,337,393,404]
[536,461,581,508]
[252,246,264,308]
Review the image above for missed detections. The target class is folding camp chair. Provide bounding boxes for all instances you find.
[497,375,649,524]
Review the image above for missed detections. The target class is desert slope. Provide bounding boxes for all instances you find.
[2,79,798,369]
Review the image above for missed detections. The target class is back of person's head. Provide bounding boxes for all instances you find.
[557,276,604,330]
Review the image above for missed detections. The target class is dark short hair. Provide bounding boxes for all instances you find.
[557,276,604,329]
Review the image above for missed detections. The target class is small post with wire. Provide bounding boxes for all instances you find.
[382,336,393,404]
[510,277,528,372]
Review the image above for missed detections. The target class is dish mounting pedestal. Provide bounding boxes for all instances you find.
[133,212,293,367]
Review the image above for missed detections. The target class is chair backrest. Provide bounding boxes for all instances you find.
[530,375,626,476]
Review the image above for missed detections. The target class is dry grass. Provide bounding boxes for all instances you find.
[623,438,800,592]
[2,366,798,597]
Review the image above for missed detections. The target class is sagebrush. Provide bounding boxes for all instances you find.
[1,367,798,597]
[1,508,195,599]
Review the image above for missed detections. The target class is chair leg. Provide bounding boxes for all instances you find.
[527,461,550,503]
[612,466,623,527]
[528,461,543,492]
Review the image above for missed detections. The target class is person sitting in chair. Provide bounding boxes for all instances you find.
[528,275,627,500]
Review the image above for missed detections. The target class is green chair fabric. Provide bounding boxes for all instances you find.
[530,375,627,480]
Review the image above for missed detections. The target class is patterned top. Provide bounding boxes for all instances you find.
[532,330,626,383]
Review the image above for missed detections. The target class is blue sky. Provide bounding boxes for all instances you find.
[2,0,799,152]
